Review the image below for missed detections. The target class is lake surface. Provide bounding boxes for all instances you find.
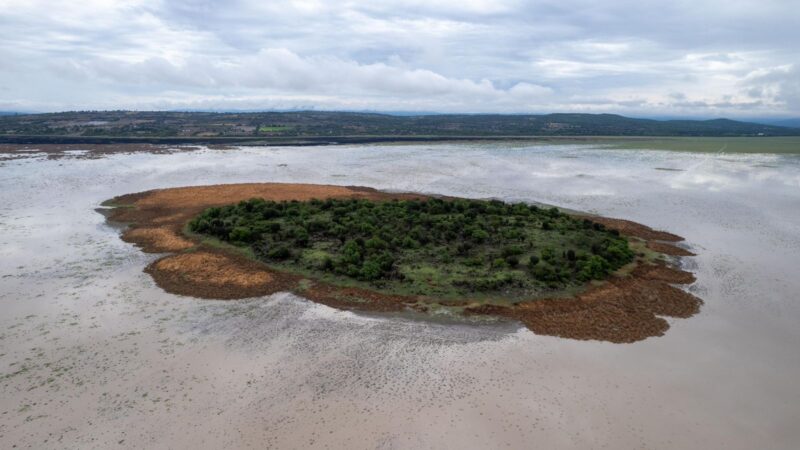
[1,142,799,449]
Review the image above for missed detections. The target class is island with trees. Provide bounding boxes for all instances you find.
[104,183,702,343]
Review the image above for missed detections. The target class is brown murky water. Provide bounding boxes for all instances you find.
[1,143,799,448]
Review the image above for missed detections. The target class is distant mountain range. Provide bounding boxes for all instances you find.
[0,111,798,142]
[761,118,800,129]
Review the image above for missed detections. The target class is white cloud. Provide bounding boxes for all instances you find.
[0,0,797,116]
[62,49,551,103]
[743,64,800,110]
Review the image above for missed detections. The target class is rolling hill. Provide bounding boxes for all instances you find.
[0,111,797,143]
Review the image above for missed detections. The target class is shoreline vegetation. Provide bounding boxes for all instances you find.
[2,111,798,147]
[104,183,702,343]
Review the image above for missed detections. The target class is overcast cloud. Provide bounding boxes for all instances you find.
[0,0,797,116]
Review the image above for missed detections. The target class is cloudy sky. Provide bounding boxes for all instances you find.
[1,0,798,117]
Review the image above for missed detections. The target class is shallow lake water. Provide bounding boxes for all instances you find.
[1,142,799,449]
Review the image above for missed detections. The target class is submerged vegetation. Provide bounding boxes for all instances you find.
[188,197,634,299]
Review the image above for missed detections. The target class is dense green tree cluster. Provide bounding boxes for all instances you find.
[188,197,635,296]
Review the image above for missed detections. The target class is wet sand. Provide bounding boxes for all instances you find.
[1,143,799,449]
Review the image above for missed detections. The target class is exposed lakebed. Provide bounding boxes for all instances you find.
[1,141,799,448]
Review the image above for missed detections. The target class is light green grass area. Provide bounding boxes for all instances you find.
[596,137,800,154]
[258,125,293,133]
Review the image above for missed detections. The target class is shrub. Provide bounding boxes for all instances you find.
[341,240,362,265]
[307,218,329,232]
[501,245,523,257]
[464,256,483,267]
[532,263,560,282]
[268,246,291,260]
[471,229,489,243]
[541,247,556,262]
[229,226,254,242]
[601,240,634,265]
[365,237,388,250]
[401,236,420,249]
[577,255,610,281]
[359,260,383,280]
[492,257,507,268]
[294,228,309,247]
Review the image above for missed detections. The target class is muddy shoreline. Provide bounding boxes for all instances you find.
[104,183,701,343]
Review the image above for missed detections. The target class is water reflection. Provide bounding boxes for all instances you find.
[0,143,799,449]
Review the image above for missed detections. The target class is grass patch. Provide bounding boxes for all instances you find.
[258,125,293,133]
[600,137,800,154]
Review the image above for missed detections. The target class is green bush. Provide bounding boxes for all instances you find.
[340,240,362,265]
[190,197,635,293]
[402,236,420,249]
[359,259,383,280]
[229,226,255,242]
[470,228,489,243]
[492,257,507,268]
[577,255,610,281]
[501,245,523,257]
[268,246,291,260]
[532,263,560,282]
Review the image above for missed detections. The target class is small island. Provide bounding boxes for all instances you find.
[104,183,701,343]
